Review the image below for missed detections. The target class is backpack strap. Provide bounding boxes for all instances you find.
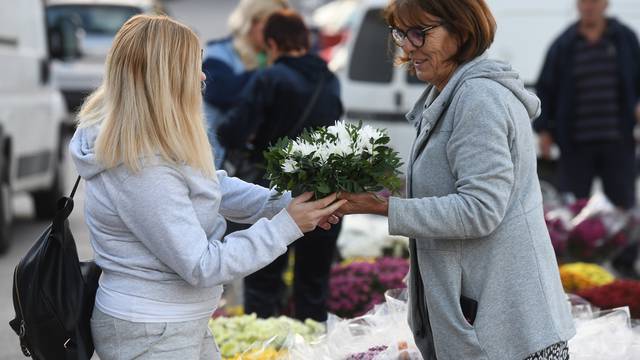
[288,74,327,138]
[70,175,81,199]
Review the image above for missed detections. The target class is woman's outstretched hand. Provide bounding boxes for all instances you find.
[335,192,389,217]
[287,192,347,233]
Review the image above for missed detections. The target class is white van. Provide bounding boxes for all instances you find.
[46,0,162,113]
[333,0,640,173]
[0,0,78,252]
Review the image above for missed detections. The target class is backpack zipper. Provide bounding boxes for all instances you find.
[13,267,31,356]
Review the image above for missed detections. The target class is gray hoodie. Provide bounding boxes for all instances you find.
[69,125,302,322]
[389,55,575,359]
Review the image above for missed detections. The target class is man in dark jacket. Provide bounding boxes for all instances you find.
[534,0,640,277]
[218,9,343,321]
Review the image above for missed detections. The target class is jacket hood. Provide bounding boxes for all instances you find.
[276,54,332,82]
[69,125,107,180]
[407,54,541,127]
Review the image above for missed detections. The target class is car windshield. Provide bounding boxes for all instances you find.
[47,5,141,36]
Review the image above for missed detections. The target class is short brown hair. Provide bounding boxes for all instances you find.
[263,9,310,52]
[385,0,496,65]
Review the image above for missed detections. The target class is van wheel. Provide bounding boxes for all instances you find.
[32,142,65,220]
[0,155,12,254]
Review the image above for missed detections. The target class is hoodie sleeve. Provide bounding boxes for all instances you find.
[115,166,303,288]
[216,170,292,223]
[388,81,515,240]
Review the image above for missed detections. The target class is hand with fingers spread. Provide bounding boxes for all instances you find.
[287,192,347,233]
[335,192,389,217]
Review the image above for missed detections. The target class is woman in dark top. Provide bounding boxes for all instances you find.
[218,9,343,322]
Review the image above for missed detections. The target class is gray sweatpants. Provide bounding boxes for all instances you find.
[90,308,220,360]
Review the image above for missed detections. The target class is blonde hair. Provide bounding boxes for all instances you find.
[77,15,215,178]
[228,0,289,69]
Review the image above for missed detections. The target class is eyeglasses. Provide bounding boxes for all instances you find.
[389,24,442,48]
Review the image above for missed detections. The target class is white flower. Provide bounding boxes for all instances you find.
[290,140,316,157]
[282,159,298,173]
[310,132,323,142]
[327,121,351,142]
[315,144,333,163]
[360,125,383,142]
[335,136,354,156]
[357,125,384,154]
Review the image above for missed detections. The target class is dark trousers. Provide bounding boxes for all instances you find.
[559,141,636,208]
[243,224,340,322]
[559,140,638,268]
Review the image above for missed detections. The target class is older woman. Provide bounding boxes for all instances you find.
[337,0,576,359]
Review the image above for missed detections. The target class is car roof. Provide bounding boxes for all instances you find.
[46,0,155,7]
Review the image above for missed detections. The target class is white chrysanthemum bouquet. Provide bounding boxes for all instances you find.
[264,121,403,198]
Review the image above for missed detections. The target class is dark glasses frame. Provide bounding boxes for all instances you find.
[389,24,442,48]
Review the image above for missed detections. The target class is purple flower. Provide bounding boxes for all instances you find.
[328,257,409,318]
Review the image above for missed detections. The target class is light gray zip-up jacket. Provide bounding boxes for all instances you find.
[388,55,575,360]
[69,125,303,321]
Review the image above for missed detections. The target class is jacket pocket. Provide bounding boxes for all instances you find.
[460,295,478,326]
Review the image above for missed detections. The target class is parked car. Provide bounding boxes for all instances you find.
[0,0,81,252]
[46,0,163,114]
[332,0,640,174]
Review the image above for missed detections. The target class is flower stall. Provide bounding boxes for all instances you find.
[209,314,324,360]
[328,257,409,318]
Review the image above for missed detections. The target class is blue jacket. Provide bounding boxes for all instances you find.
[533,18,640,150]
[218,54,343,186]
[202,37,255,111]
[202,37,257,167]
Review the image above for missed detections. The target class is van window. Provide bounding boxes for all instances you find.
[47,5,140,36]
[348,8,394,83]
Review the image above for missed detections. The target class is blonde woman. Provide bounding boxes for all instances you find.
[203,0,289,168]
[70,15,344,359]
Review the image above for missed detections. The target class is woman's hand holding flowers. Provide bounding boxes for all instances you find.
[287,192,347,232]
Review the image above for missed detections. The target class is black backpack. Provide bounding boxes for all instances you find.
[9,176,101,360]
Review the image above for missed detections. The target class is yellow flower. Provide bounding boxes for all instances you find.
[559,262,615,292]
[341,257,376,266]
[225,348,288,360]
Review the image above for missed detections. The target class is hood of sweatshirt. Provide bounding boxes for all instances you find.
[69,125,105,180]
[275,54,333,83]
[407,54,541,128]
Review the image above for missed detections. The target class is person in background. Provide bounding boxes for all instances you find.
[70,15,345,359]
[534,0,640,278]
[335,0,576,358]
[202,0,289,168]
[218,9,344,322]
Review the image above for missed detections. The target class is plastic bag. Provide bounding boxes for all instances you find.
[568,296,640,360]
[282,289,640,360]
[543,192,636,262]
[289,289,422,360]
